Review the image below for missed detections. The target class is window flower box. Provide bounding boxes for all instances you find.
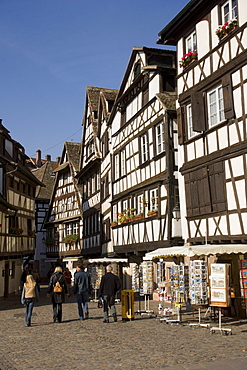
[179,50,197,68]
[62,234,79,244]
[111,221,118,227]
[147,210,158,217]
[132,213,144,221]
[216,19,238,40]
[28,230,35,237]
[9,227,23,235]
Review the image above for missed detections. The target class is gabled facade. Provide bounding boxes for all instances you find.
[109,47,182,261]
[157,0,247,315]
[158,0,247,246]
[0,121,43,297]
[45,142,82,265]
[32,158,58,278]
[76,86,118,258]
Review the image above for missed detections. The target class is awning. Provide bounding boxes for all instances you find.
[143,244,247,260]
[88,257,128,264]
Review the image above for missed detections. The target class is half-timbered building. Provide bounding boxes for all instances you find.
[45,141,82,270]
[76,86,118,258]
[157,0,247,315]
[109,47,182,263]
[0,121,43,297]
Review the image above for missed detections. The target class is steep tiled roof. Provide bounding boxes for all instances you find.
[156,92,177,111]
[32,162,56,199]
[65,142,81,173]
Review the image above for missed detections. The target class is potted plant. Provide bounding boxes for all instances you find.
[28,230,35,236]
[147,209,158,217]
[216,19,238,40]
[9,227,23,235]
[179,50,198,68]
[62,234,79,244]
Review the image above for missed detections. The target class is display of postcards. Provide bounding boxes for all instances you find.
[242,280,247,289]
[241,270,247,279]
[211,277,225,289]
[211,288,226,302]
[239,260,247,269]
[244,289,247,298]
[211,264,225,275]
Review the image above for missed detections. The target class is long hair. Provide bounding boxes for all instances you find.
[25,274,36,288]
[54,266,63,273]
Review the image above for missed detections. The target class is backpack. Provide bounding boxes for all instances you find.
[53,275,63,293]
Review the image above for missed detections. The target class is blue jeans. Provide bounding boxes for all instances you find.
[76,292,89,318]
[25,299,34,326]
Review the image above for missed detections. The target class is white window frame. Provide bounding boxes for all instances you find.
[222,0,238,23]
[114,153,119,180]
[92,175,95,194]
[187,104,197,139]
[155,122,165,155]
[140,133,148,163]
[150,188,159,211]
[207,85,225,128]
[120,149,126,176]
[186,30,197,53]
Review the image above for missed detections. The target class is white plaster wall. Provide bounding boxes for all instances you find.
[177,39,183,72]
[229,213,242,234]
[238,0,247,27]
[211,5,219,49]
[196,20,210,59]
[195,138,204,158]
[218,126,228,150]
[149,73,159,100]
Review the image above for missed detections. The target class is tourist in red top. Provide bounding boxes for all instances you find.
[64,267,72,296]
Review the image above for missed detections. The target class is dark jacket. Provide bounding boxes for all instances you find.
[73,270,92,294]
[47,272,68,303]
[98,272,121,297]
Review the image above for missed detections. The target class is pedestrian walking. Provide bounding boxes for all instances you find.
[98,265,121,323]
[21,274,39,327]
[47,266,68,323]
[64,267,72,296]
[73,263,92,320]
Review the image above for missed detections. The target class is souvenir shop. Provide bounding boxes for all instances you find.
[142,244,247,319]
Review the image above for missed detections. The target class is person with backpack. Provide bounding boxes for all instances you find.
[73,263,92,320]
[47,266,68,323]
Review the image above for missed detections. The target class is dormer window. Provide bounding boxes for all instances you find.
[222,0,238,23]
[133,62,141,80]
[186,30,197,53]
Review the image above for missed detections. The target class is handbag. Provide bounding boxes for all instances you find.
[53,275,63,293]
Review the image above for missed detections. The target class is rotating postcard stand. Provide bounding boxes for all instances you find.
[209,263,232,335]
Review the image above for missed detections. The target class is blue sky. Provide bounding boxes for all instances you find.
[0,0,189,161]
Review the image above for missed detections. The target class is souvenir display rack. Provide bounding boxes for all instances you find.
[239,259,247,309]
[169,265,189,302]
[189,260,208,305]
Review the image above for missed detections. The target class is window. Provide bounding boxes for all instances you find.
[155,122,165,155]
[133,62,141,80]
[114,149,126,180]
[140,133,149,164]
[222,0,238,23]
[92,175,95,194]
[150,188,159,211]
[142,86,149,107]
[120,149,126,177]
[208,86,225,127]
[186,31,197,53]
[187,104,197,139]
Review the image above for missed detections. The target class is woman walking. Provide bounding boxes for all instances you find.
[47,266,68,323]
[21,274,39,327]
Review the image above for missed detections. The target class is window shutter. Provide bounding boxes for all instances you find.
[222,74,235,120]
[177,106,185,144]
[191,92,205,132]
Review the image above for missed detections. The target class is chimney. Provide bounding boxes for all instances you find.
[36,150,41,167]
[45,155,51,162]
[56,157,61,163]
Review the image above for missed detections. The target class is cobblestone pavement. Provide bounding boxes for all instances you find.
[1,286,247,369]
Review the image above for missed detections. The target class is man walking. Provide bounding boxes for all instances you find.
[73,263,92,320]
[98,265,121,323]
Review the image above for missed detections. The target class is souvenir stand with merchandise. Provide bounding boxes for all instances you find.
[132,262,155,316]
[209,263,232,335]
[239,259,247,312]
